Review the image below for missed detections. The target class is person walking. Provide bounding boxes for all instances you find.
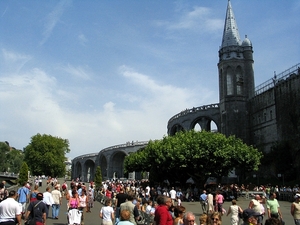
[24,192,47,225]
[0,190,22,225]
[215,191,224,214]
[51,185,62,219]
[30,185,40,202]
[78,189,88,225]
[115,188,128,222]
[86,187,94,212]
[120,195,140,225]
[266,192,282,221]
[207,190,214,215]
[226,199,243,225]
[200,190,208,213]
[249,195,266,225]
[291,193,300,225]
[17,182,30,218]
[100,198,115,225]
[43,187,54,219]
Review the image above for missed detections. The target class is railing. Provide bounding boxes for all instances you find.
[72,141,149,161]
[100,141,149,153]
[0,172,18,178]
[72,153,99,161]
[241,191,295,202]
[255,63,300,95]
[168,103,219,123]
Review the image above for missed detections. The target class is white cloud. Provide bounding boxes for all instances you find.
[155,6,223,32]
[1,63,215,158]
[40,0,72,45]
[1,49,32,73]
[62,64,92,80]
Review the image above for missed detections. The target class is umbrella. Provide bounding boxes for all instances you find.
[204,177,217,187]
[186,177,195,184]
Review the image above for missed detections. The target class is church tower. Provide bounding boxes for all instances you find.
[218,0,255,144]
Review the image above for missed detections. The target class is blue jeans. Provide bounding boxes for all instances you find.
[52,204,60,218]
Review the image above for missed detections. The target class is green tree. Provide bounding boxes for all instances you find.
[24,133,70,177]
[94,166,102,190]
[6,149,24,173]
[19,162,29,185]
[124,130,262,185]
[0,142,10,172]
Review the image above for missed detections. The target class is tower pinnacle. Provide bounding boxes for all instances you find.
[221,0,241,48]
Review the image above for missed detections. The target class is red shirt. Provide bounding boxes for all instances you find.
[154,205,173,225]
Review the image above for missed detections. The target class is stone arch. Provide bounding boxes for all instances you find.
[75,161,82,180]
[110,151,127,179]
[191,116,219,132]
[84,159,95,182]
[169,124,185,136]
[99,155,108,179]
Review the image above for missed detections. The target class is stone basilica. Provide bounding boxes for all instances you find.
[71,1,300,181]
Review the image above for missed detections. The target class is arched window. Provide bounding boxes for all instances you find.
[236,66,243,95]
[226,67,233,95]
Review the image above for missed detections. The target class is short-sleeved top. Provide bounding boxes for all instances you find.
[17,187,30,203]
[266,199,280,214]
[100,206,114,221]
[27,200,47,222]
[0,198,22,223]
[216,194,224,204]
[200,193,207,201]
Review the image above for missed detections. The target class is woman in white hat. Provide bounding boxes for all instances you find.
[291,193,300,225]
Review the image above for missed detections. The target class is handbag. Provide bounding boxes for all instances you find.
[25,201,42,225]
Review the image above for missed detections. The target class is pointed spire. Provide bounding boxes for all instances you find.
[221,0,241,48]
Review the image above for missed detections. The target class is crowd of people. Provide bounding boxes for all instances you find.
[1,176,300,225]
[0,177,96,225]
[98,179,300,225]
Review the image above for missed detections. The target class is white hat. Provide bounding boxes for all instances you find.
[294,193,300,198]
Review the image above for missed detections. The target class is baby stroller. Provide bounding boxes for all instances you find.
[67,208,82,225]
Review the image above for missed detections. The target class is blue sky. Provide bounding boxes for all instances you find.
[1,0,299,159]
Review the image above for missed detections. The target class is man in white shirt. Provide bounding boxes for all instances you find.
[145,186,150,201]
[0,190,21,225]
[51,185,62,219]
[43,186,54,218]
[169,187,176,205]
